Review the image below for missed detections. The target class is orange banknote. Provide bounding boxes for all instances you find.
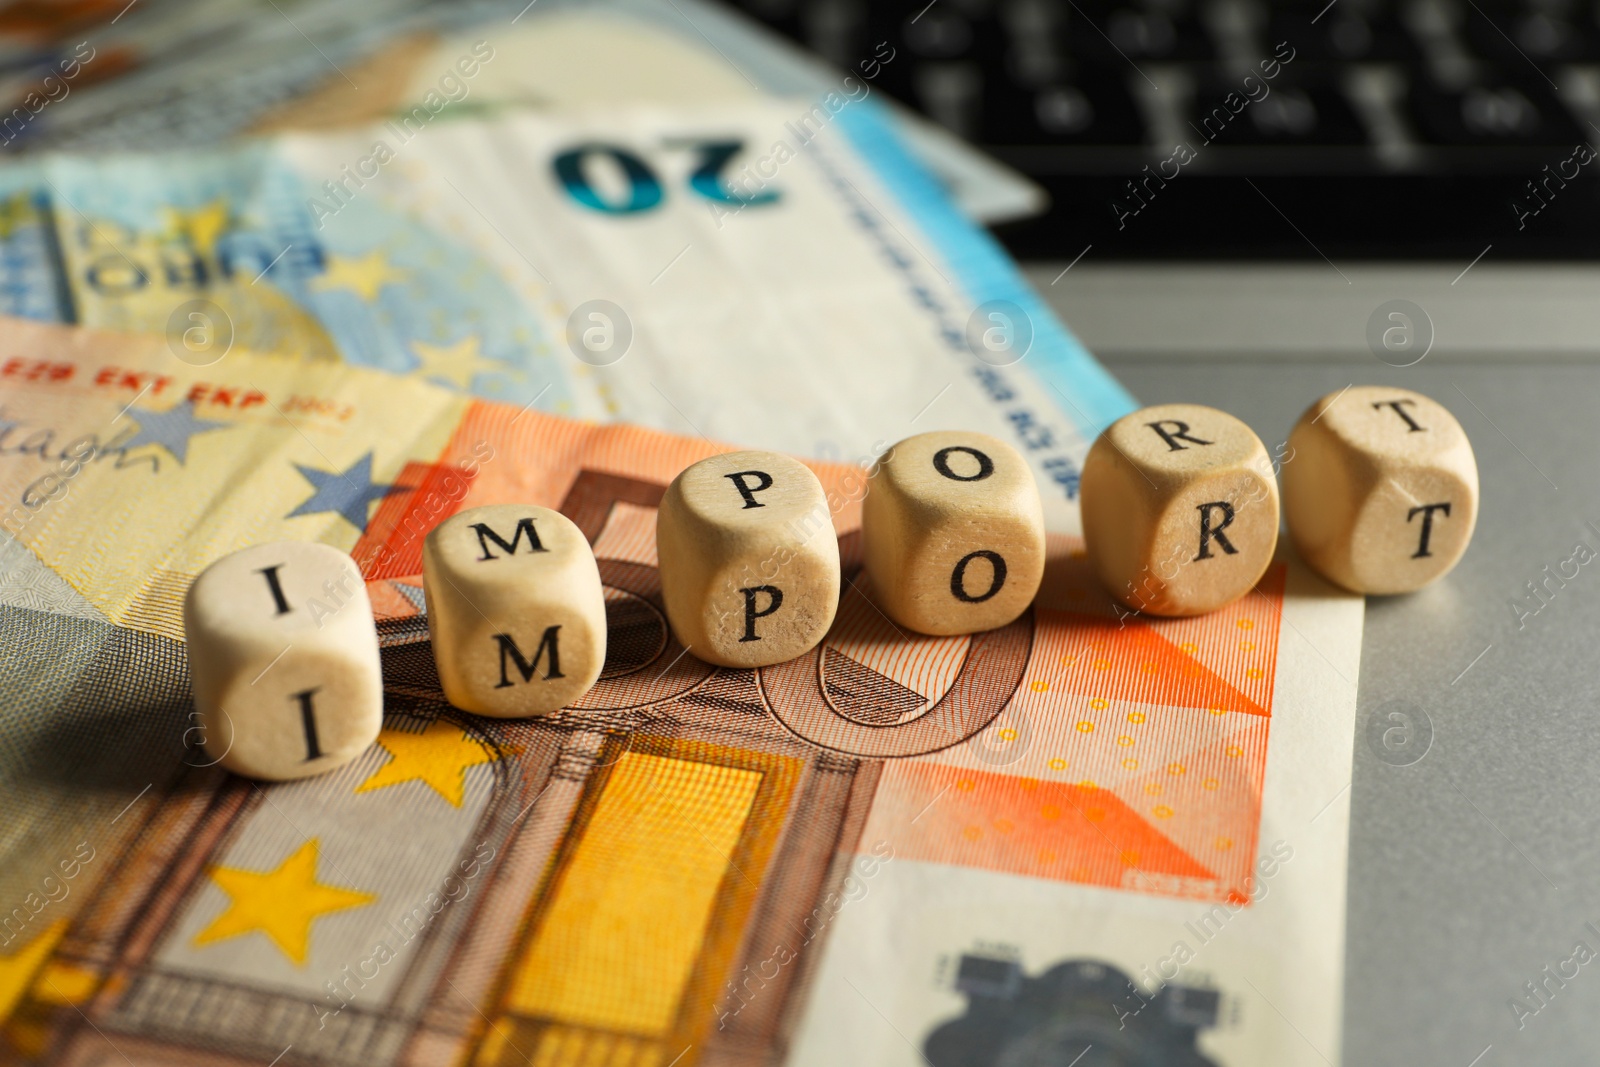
[0,319,1362,1067]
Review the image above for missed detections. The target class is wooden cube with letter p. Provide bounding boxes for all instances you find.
[861,431,1046,636]
[184,541,382,781]
[423,504,606,717]
[1082,403,1279,616]
[656,450,840,668]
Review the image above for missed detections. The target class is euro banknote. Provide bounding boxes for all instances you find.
[0,99,1111,533]
[0,318,1363,1066]
[4,0,1040,224]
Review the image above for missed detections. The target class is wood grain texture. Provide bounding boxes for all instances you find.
[183,541,381,780]
[423,504,606,716]
[1082,403,1279,617]
[656,451,840,668]
[861,431,1045,636]
[1284,386,1478,594]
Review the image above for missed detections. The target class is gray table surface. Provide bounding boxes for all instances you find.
[1034,264,1600,1067]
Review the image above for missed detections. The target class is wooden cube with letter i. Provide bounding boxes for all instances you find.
[183,541,382,780]
[423,504,607,716]
[656,450,841,668]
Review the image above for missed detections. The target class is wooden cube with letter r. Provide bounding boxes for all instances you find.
[184,541,382,781]
[1082,403,1279,616]
[423,504,606,717]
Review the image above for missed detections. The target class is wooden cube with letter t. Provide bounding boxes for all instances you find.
[1082,403,1279,617]
[183,540,382,780]
[423,504,607,716]
[1284,386,1478,594]
[655,450,841,668]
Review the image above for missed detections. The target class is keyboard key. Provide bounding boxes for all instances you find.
[801,0,868,66]
[1408,76,1583,144]
[914,60,986,137]
[1190,77,1368,145]
[1267,9,1421,62]
[984,74,1147,143]
[1071,4,1215,64]
[1462,7,1595,63]
[904,5,980,56]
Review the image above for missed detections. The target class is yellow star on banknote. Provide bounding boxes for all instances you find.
[193,839,374,966]
[312,251,409,301]
[356,721,501,808]
[0,919,67,1024]
[410,335,501,391]
[166,200,231,258]
[0,194,44,239]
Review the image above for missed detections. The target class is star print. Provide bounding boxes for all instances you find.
[192,839,374,966]
[167,199,231,258]
[0,918,68,1022]
[409,334,501,391]
[355,721,503,807]
[312,251,409,301]
[286,451,405,532]
[121,399,230,465]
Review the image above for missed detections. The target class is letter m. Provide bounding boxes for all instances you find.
[494,627,563,687]
[471,517,545,560]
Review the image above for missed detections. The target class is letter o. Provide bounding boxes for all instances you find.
[932,445,994,482]
[950,550,1007,603]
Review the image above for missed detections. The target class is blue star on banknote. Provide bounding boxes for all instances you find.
[121,399,229,466]
[286,452,405,532]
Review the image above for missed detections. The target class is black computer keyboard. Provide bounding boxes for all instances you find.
[726,0,1600,258]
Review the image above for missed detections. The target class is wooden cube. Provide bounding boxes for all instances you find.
[861,431,1045,636]
[423,504,606,716]
[1082,403,1279,616]
[656,450,840,668]
[1284,386,1478,594]
[184,541,382,781]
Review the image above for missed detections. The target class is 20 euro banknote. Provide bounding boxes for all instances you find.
[8,0,1040,224]
[0,318,1361,1066]
[0,99,1110,534]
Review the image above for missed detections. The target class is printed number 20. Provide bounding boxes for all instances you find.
[553,140,779,215]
